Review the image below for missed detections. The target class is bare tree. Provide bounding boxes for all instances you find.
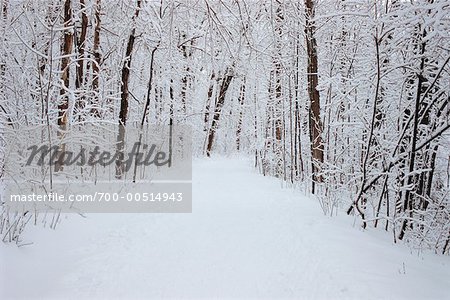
[205,67,234,157]
[304,0,324,193]
[116,0,142,178]
[55,0,74,172]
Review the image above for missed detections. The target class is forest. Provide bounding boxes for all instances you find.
[0,0,449,298]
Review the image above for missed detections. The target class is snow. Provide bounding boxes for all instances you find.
[1,156,449,299]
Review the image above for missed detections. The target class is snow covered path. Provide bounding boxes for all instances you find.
[1,157,450,299]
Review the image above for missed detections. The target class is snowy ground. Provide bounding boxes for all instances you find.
[1,157,449,299]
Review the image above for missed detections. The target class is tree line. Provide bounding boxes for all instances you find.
[0,0,449,253]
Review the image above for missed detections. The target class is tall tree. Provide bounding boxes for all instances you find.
[304,0,324,193]
[116,0,142,178]
[55,0,74,171]
[205,67,234,157]
[91,0,101,117]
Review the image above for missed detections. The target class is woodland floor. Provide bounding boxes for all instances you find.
[1,156,449,299]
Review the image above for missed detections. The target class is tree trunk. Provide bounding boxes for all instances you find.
[55,0,74,172]
[74,0,88,120]
[398,25,427,241]
[205,68,233,157]
[273,2,284,177]
[204,72,216,131]
[236,77,246,151]
[91,0,101,117]
[304,0,324,193]
[116,0,142,178]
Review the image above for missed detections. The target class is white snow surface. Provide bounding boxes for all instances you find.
[1,157,449,299]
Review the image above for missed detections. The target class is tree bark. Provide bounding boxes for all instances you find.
[398,25,427,241]
[236,77,246,151]
[205,68,233,157]
[116,0,142,178]
[305,0,324,193]
[91,0,101,117]
[74,0,88,119]
[55,0,74,172]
